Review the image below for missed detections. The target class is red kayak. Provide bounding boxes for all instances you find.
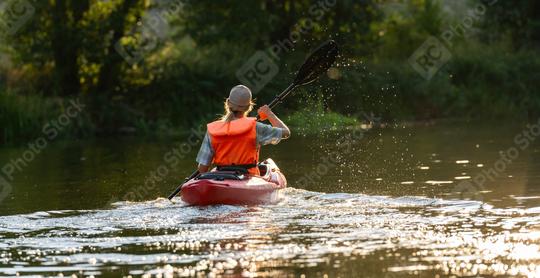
[180,158,287,206]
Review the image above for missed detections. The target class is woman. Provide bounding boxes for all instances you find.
[196,85,290,175]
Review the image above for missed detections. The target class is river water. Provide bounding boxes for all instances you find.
[1,120,539,277]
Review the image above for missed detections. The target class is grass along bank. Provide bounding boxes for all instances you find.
[0,92,92,144]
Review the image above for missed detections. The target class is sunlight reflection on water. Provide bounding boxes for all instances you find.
[1,188,540,277]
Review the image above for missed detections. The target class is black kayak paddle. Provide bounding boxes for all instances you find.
[259,40,339,118]
[167,40,339,201]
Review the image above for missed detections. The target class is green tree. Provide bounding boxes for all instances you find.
[481,0,540,49]
[4,0,145,96]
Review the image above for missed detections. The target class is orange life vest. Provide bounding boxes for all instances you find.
[207,117,260,175]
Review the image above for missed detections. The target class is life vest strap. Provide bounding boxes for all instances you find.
[216,164,258,175]
[216,163,257,169]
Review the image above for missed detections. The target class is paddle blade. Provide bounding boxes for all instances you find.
[294,40,339,86]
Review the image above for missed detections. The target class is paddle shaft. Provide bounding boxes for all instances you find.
[257,40,338,119]
[268,83,297,109]
[256,83,297,120]
[167,170,199,200]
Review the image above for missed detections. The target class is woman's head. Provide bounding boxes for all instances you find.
[221,85,255,121]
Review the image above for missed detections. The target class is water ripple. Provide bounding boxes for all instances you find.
[1,188,540,277]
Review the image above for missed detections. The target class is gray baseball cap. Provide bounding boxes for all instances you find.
[228,85,252,111]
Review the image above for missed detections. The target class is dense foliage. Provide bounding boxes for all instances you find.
[1,0,539,143]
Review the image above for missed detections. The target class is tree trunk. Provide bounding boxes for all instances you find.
[50,0,89,96]
[51,0,80,96]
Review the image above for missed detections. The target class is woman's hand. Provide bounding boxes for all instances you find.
[257,105,274,121]
[257,104,290,139]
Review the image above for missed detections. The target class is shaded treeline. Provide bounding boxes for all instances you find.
[1,0,539,143]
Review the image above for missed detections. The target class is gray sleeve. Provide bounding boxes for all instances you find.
[256,122,283,146]
[196,132,214,166]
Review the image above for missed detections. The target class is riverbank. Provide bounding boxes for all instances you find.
[2,90,536,146]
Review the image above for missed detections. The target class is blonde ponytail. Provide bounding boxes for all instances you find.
[220,99,255,122]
